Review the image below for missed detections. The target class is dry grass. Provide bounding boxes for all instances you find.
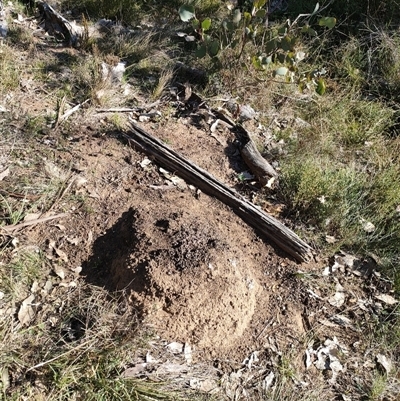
[0,1,399,400]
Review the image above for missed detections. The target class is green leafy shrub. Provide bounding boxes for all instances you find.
[178,1,336,94]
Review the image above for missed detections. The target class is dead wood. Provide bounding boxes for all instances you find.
[1,213,69,233]
[239,135,278,183]
[185,92,278,184]
[96,108,136,113]
[59,99,90,122]
[37,1,80,46]
[124,121,314,263]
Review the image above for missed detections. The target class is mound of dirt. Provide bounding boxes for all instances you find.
[109,189,268,354]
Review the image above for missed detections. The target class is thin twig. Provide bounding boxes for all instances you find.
[25,338,96,373]
[96,107,136,113]
[1,213,69,233]
[47,175,76,213]
[59,99,90,122]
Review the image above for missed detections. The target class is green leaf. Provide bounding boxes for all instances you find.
[244,12,252,25]
[208,40,220,57]
[278,27,287,35]
[265,39,277,53]
[279,36,294,52]
[252,55,264,70]
[316,77,326,95]
[275,67,288,76]
[232,9,241,24]
[223,20,235,32]
[179,5,195,22]
[253,0,267,8]
[192,19,200,29]
[301,24,309,33]
[277,53,286,63]
[302,25,317,36]
[318,17,336,29]
[195,45,207,59]
[308,28,317,36]
[255,9,266,18]
[231,38,239,48]
[202,18,211,31]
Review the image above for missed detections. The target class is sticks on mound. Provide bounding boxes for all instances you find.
[123,121,314,263]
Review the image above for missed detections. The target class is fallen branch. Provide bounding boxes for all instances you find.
[181,89,279,183]
[58,99,90,122]
[1,213,69,233]
[37,1,81,46]
[96,108,136,113]
[124,121,314,263]
[209,107,278,183]
[240,136,278,184]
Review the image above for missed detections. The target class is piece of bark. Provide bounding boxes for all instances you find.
[37,1,80,46]
[240,138,278,184]
[189,96,278,184]
[124,121,314,263]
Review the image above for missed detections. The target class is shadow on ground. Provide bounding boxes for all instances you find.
[81,207,138,290]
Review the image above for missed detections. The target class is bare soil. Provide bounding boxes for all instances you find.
[2,6,399,399]
[16,114,318,362]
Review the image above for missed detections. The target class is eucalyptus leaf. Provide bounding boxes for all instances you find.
[232,9,241,24]
[196,45,207,59]
[316,77,326,95]
[208,40,220,57]
[202,18,211,31]
[275,66,288,76]
[179,5,195,22]
[318,17,336,29]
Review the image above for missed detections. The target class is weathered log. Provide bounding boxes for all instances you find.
[124,121,314,263]
[37,1,80,46]
[240,137,278,184]
[195,98,278,184]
